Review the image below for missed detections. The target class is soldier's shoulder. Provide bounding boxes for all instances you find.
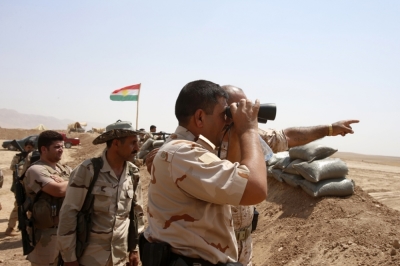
[80,158,94,167]
[127,161,139,172]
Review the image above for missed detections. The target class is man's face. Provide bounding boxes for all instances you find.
[202,96,229,146]
[116,135,139,161]
[150,127,156,133]
[24,145,34,153]
[43,141,63,163]
[223,89,248,142]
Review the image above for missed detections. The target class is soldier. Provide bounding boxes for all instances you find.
[5,140,35,237]
[143,80,267,265]
[221,85,359,266]
[24,131,71,266]
[57,120,144,266]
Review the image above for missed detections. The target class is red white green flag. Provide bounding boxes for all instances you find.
[110,84,141,101]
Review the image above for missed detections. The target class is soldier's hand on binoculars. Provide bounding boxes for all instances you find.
[229,99,260,136]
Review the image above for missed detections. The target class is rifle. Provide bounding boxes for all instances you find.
[75,157,103,259]
[151,132,171,141]
[15,164,35,255]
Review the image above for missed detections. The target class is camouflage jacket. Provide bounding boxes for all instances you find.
[57,150,144,266]
[145,126,250,264]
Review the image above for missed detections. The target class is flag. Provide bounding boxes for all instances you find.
[110,84,141,101]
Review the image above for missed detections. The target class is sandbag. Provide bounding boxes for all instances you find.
[299,178,355,198]
[282,159,304,175]
[267,151,289,166]
[293,158,348,183]
[269,167,283,182]
[273,156,292,170]
[281,172,304,187]
[289,142,337,162]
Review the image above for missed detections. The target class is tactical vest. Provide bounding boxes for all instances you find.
[27,161,70,230]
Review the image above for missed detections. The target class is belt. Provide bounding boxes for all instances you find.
[235,224,252,241]
[170,252,217,266]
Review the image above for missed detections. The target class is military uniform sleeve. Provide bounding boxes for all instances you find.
[25,165,54,193]
[9,155,19,171]
[258,128,288,153]
[166,142,248,206]
[21,152,32,175]
[57,161,93,262]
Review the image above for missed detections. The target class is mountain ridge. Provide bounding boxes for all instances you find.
[0,108,106,130]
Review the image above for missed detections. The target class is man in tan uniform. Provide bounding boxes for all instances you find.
[57,120,144,266]
[144,80,267,265]
[24,131,71,266]
[5,140,35,236]
[221,85,359,266]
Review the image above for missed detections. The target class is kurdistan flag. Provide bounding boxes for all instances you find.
[110,84,141,101]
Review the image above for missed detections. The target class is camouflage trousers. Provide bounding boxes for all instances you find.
[8,200,18,229]
[237,236,253,266]
[29,255,58,266]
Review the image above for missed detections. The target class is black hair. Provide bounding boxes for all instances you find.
[25,140,35,147]
[175,80,228,125]
[37,131,63,154]
[106,137,126,149]
[150,125,156,130]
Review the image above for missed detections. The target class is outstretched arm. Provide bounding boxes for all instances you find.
[284,120,359,148]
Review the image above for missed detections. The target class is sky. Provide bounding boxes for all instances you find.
[0,1,399,156]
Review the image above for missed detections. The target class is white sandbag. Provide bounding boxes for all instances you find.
[282,159,304,175]
[293,158,349,183]
[289,142,337,162]
[281,173,304,187]
[293,158,348,183]
[267,151,289,166]
[299,178,355,198]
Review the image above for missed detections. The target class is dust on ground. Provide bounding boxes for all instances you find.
[0,129,399,265]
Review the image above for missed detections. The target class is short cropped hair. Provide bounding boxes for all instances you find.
[106,137,126,149]
[150,125,156,130]
[175,80,228,125]
[25,140,35,147]
[37,130,63,154]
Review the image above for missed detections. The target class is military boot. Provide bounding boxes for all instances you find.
[5,227,19,236]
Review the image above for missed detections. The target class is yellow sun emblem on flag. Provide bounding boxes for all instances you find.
[121,90,129,96]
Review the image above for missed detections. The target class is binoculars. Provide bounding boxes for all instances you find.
[225,103,277,123]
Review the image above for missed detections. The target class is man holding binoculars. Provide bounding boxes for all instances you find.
[143,80,267,265]
[222,85,359,266]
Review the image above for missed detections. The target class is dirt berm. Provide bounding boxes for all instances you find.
[0,130,399,265]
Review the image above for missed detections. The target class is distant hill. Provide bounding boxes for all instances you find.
[0,108,106,130]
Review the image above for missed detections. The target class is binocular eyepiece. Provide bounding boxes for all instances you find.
[225,103,277,123]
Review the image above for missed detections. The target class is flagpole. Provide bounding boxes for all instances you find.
[135,84,141,130]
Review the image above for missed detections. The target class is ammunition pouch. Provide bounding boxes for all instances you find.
[31,195,62,230]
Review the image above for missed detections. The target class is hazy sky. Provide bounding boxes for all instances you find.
[1,1,399,156]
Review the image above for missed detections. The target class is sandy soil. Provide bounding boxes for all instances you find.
[0,129,399,265]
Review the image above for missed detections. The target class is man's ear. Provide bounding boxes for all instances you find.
[194,109,205,128]
[40,145,47,154]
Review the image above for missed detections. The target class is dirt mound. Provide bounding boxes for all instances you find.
[251,177,400,265]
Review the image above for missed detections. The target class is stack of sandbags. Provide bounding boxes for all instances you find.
[267,142,355,198]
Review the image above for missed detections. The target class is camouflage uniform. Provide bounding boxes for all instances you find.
[227,128,288,266]
[57,150,144,266]
[24,160,71,266]
[8,154,22,231]
[145,126,250,264]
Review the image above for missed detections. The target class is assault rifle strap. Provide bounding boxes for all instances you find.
[81,157,103,211]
